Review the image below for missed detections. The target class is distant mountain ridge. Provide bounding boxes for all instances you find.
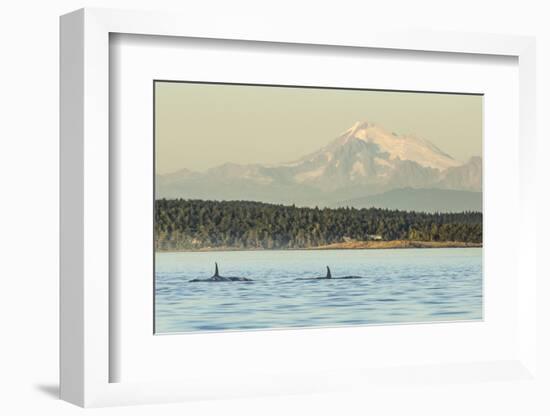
[335,188,482,213]
[157,120,482,211]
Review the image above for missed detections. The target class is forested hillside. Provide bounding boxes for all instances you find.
[155,199,482,251]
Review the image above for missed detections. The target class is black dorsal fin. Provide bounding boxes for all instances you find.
[326,266,332,278]
[214,262,219,277]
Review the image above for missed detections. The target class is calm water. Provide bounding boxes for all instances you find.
[155,248,482,333]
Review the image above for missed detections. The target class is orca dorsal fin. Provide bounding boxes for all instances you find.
[326,266,332,278]
[214,262,219,277]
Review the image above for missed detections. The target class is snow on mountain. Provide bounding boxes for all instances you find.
[156,120,482,209]
[277,120,464,192]
[341,121,461,170]
[290,121,460,186]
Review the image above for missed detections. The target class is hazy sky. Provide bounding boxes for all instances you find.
[155,81,482,174]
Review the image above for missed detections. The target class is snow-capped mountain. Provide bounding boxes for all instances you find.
[324,121,460,171]
[156,120,482,210]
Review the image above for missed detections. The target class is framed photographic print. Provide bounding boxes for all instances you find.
[60,8,538,407]
[153,81,483,334]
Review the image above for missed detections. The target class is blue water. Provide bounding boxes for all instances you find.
[155,248,482,334]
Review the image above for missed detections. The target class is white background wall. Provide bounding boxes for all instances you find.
[0,1,548,415]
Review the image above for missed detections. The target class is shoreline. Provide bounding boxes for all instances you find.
[156,240,482,253]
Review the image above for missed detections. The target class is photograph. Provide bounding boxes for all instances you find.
[154,81,483,334]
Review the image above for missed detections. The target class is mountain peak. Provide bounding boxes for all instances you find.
[157,120,481,208]
[347,120,373,135]
[336,120,460,171]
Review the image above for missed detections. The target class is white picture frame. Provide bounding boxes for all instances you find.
[60,7,537,407]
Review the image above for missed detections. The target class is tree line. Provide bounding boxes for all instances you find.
[155,199,482,251]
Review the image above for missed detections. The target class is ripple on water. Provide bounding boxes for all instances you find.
[154,248,482,333]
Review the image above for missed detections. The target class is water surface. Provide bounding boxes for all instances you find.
[155,248,482,333]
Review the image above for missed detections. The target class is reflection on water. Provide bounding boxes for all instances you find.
[155,248,482,333]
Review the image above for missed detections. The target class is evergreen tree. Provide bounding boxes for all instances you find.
[155,199,483,250]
